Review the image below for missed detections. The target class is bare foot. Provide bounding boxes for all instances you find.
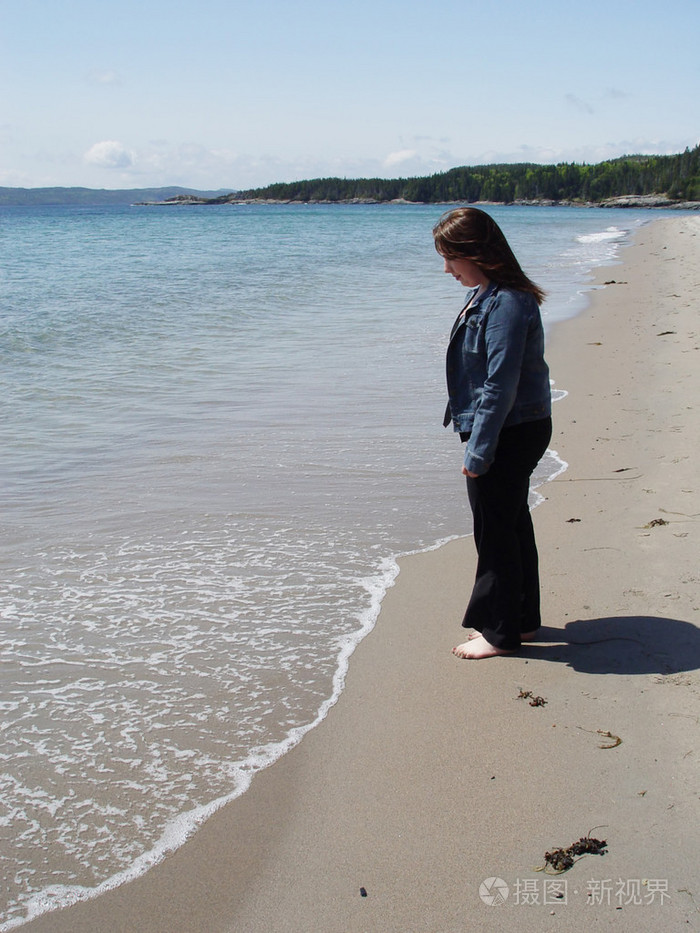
[467,629,538,643]
[452,635,515,659]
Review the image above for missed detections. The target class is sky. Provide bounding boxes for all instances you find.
[1,0,699,191]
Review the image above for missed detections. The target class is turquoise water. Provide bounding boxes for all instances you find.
[0,202,649,927]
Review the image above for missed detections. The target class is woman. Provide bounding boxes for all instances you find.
[434,208,552,659]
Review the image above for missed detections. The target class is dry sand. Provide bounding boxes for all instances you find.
[24,215,700,932]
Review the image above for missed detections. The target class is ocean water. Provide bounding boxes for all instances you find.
[0,202,650,927]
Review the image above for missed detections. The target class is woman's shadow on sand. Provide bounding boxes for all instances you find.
[526,616,700,675]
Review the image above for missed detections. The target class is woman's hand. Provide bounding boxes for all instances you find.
[462,466,480,478]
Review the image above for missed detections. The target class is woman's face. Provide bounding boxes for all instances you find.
[443,256,490,290]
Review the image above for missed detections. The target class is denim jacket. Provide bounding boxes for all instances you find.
[444,283,551,475]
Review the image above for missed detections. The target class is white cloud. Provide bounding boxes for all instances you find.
[86,69,122,86]
[84,140,133,169]
[0,123,18,144]
[565,94,594,115]
[0,167,35,186]
[604,87,630,100]
[383,149,417,167]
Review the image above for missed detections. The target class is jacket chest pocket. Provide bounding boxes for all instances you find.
[462,312,486,355]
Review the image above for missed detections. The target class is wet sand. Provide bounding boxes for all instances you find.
[24,215,700,932]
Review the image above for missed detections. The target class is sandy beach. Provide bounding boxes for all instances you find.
[23,214,700,933]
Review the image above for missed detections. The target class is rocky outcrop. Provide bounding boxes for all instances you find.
[600,194,700,210]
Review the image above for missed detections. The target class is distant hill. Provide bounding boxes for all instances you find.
[0,186,230,207]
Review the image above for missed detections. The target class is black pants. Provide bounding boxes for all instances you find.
[463,417,552,651]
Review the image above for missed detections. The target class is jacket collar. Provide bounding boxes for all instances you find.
[460,280,497,314]
[449,281,498,340]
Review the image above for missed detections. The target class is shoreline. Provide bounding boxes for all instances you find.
[138,196,700,209]
[21,215,700,932]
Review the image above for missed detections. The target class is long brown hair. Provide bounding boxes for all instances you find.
[433,207,546,305]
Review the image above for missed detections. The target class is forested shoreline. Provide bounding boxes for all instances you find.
[206,145,699,205]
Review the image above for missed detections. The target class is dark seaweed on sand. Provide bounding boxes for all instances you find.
[517,688,547,707]
[543,836,608,873]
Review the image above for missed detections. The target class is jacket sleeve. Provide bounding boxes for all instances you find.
[463,291,531,474]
